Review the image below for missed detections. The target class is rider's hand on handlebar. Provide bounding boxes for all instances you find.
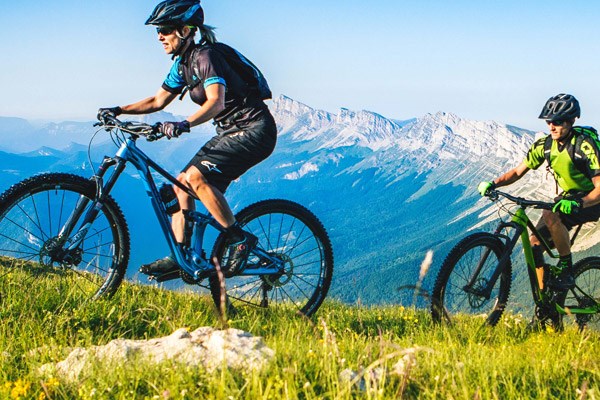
[552,197,583,214]
[477,181,496,197]
[159,120,190,139]
[97,106,122,121]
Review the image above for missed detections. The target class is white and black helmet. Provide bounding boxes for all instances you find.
[538,93,580,122]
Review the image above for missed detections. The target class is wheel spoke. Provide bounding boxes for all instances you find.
[29,194,50,242]
[0,174,129,312]
[431,233,508,326]
[2,216,45,248]
[210,201,332,317]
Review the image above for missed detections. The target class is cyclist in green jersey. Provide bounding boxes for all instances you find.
[478,94,600,292]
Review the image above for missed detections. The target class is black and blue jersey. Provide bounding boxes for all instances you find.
[161,43,269,126]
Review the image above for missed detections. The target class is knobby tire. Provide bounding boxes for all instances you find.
[209,199,333,317]
[0,173,130,312]
[431,232,511,326]
[557,257,600,331]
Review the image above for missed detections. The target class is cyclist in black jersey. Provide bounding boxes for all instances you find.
[478,94,600,293]
[98,0,277,275]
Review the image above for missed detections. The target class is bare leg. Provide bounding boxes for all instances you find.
[529,234,545,289]
[183,166,235,229]
[171,172,196,243]
[543,210,571,257]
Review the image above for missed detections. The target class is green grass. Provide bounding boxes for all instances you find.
[1,269,599,399]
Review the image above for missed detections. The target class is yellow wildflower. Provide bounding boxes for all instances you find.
[10,379,31,400]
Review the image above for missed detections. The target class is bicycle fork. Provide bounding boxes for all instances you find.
[463,210,530,300]
[52,157,125,264]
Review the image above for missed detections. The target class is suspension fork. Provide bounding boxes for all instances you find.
[58,156,126,249]
[464,210,527,299]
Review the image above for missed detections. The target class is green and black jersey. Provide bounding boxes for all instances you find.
[524,127,600,194]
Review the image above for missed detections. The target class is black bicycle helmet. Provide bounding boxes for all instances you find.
[145,0,204,27]
[538,93,580,122]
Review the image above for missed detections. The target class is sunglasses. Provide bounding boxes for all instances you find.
[156,26,177,35]
[546,119,565,126]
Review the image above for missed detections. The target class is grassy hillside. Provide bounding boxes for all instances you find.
[1,273,599,399]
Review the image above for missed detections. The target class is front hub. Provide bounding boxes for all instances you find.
[39,237,82,267]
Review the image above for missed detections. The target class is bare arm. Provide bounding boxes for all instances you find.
[118,84,225,128]
[120,87,178,115]
[185,84,226,127]
[582,175,600,208]
[492,161,530,187]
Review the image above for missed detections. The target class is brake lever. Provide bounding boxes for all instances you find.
[146,123,163,142]
[146,131,165,142]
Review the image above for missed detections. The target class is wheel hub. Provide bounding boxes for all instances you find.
[39,236,82,267]
[262,253,293,287]
[467,278,489,309]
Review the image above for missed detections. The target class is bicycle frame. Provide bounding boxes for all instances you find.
[60,132,283,281]
[466,203,597,316]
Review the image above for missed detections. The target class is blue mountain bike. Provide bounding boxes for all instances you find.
[0,116,334,316]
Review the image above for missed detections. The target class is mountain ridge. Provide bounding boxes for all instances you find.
[1,95,597,305]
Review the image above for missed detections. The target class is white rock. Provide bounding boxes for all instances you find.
[40,327,274,382]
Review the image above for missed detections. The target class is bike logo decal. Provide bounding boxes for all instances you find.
[201,161,222,174]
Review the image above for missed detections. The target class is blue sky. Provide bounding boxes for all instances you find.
[2,0,600,130]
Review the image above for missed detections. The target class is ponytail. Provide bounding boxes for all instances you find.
[199,24,217,44]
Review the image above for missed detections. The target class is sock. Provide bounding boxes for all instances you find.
[532,245,545,267]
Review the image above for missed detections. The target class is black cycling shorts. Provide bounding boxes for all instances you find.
[182,114,277,193]
[535,201,600,248]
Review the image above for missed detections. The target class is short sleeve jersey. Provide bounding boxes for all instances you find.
[162,48,228,102]
[161,44,264,124]
[524,129,600,193]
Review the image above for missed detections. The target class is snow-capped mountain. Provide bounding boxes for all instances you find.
[273,95,414,151]
[1,95,597,306]
[269,95,547,203]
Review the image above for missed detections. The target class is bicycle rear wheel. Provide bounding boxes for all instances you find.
[210,199,333,317]
[431,232,511,326]
[0,173,130,313]
[559,257,600,331]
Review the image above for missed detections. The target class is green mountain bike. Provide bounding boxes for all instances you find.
[431,189,600,330]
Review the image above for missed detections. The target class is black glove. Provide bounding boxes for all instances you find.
[160,120,191,139]
[97,106,122,121]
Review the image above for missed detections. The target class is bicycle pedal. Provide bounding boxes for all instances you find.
[152,269,181,282]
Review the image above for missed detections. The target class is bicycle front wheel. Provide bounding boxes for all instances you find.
[431,232,511,326]
[0,173,130,312]
[210,199,334,317]
[559,257,600,331]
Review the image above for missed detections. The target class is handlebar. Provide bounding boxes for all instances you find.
[95,113,164,141]
[486,189,553,210]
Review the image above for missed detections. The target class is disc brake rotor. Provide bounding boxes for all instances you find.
[467,278,489,309]
[262,253,293,287]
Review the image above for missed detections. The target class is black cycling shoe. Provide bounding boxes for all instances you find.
[547,264,575,291]
[139,256,179,276]
[225,231,258,273]
[526,314,546,333]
